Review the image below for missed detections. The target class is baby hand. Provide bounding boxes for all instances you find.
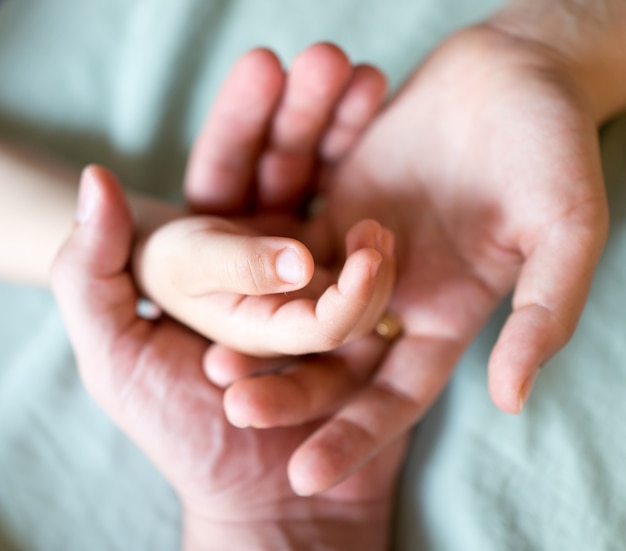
[132,41,394,356]
[133,212,394,356]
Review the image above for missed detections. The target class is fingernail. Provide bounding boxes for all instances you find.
[518,370,538,413]
[76,168,98,224]
[370,254,382,278]
[276,247,305,285]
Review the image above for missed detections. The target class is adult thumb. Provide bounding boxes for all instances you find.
[51,165,137,370]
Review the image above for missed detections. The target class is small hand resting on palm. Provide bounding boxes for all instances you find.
[131,43,395,357]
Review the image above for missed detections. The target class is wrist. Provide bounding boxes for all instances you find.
[489,0,626,123]
[182,499,393,551]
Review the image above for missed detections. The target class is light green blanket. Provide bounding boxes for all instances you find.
[1,1,625,550]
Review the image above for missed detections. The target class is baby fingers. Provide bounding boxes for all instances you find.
[134,216,315,299]
[136,217,394,356]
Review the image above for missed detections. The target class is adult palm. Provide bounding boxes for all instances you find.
[225,26,609,495]
[51,166,405,549]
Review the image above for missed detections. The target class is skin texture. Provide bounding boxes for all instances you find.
[133,44,396,356]
[50,6,626,548]
[51,166,406,551]
[215,23,622,495]
[52,43,405,550]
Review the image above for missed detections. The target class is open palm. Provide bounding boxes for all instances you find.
[223,26,608,495]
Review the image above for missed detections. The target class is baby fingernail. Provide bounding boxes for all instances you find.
[276,247,305,285]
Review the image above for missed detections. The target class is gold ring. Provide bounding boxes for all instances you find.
[374,311,403,342]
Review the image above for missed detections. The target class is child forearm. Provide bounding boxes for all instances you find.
[0,141,182,286]
[0,141,80,285]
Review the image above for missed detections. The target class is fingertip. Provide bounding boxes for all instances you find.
[518,369,539,413]
[345,219,384,254]
[337,248,383,292]
[223,383,258,429]
[287,449,326,497]
[342,220,386,280]
[58,164,132,279]
[369,252,383,279]
[204,345,286,388]
[76,164,125,223]
[488,351,540,416]
[275,244,314,287]
[184,47,285,213]
[75,165,100,224]
[203,346,234,388]
[338,64,388,125]
[489,383,524,415]
[224,410,250,429]
[288,470,317,497]
[488,347,528,415]
[488,303,560,414]
[320,64,388,161]
[292,41,351,75]
[239,46,282,70]
[287,425,361,496]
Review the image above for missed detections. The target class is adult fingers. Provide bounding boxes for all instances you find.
[184,48,285,213]
[488,213,608,414]
[319,64,388,163]
[203,344,289,388]
[222,335,388,429]
[50,166,142,402]
[287,334,464,496]
[185,43,387,215]
[256,42,353,208]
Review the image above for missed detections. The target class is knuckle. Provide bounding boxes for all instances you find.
[314,327,346,352]
[231,244,272,295]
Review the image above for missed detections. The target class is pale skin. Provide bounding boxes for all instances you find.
[200,1,626,496]
[133,44,400,356]
[52,166,407,551]
[22,1,626,549]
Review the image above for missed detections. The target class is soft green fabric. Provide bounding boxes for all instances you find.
[2,1,625,550]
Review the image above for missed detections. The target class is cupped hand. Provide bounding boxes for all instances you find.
[221,25,609,495]
[51,166,406,550]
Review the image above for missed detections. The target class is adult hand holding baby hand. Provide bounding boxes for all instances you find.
[51,165,405,551]
[132,43,396,356]
[223,7,625,495]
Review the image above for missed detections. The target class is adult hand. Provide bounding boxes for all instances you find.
[133,43,395,356]
[51,166,406,551]
[220,21,620,495]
